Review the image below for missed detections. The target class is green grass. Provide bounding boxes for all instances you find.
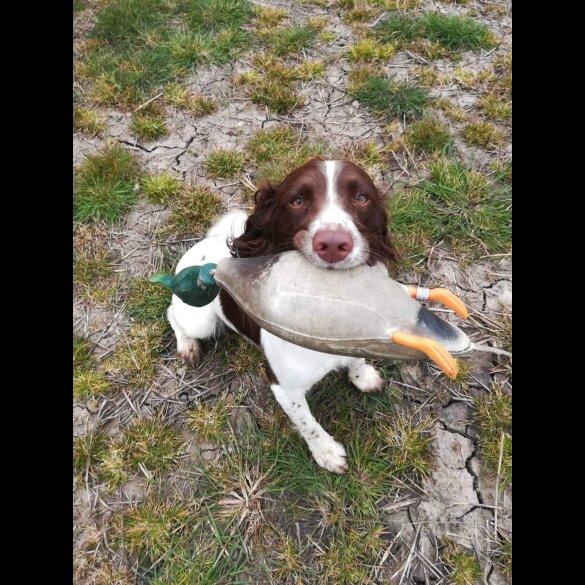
[349,76,430,121]
[160,186,223,238]
[346,38,395,62]
[86,370,439,582]
[219,334,264,376]
[73,431,109,479]
[403,114,453,155]
[249,79,303,115]
[74,370,112,400]
[376,12,496,54]
[463,121,505,148]
[495,537,512,581]
[73,107,106,136]
[73,336,112,400]
[74,143,141,224]
[73,0,87,13]
[381,410,434,480]
[186,398,231,443]
[204,149,245,179]
[478,93,512,121]
[339,140,386,173]
[76,416,182,488]
[80,0,253,108]
[252,4,287,29]
[474,383,512,488]
[259,25,317,56]
[237,55,324,115]
[126,278,170,323]
[104,322,166,387]
[117,499,194,562]
[73,224,118,304]
[163,83,217,116]
[246,126,298,163]
[74,337,93,370]
[389,158,511,265]
[73,247,112,288]
[246,126,327,183]
[141,172,183,205]
[130,104,168,141]
[122,417,182,473]
[442,539,483,585]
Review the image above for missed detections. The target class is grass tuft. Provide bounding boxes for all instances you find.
[74,370,112,400]
[74,143,141,224]
[442,539,483,585]
[118,499,193,561]
[160,186,223,238]
[237,54,324,115]
[130,104,168,141]
[339,140,386,172]
[126,278,170,323]
[73,432,109,479]
[253,4,287,29]
[349,76,430,120]
[73,107,106,136]
[246,126,327,183]
[462,121,505,148]
[104,322,166,387]
[347,38,395,62]
[389,158,511,265]
[73,224,118,304]
[259,25,317,56]
[474,382,512,488]
[164,83,217,116]
[122,416,182,473]
[403,114,453,155]
[382,411,434,479]
[74,337,93,370]
[186,398,231,443]
[376,12,496,54]
[220,335,264,376]
[141,172,183,205]
[478,93,512,121]
[205,149,245,179]
[81,0,252,108]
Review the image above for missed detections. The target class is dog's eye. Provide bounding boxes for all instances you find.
[355,193,368,204]
[291,196,303,207]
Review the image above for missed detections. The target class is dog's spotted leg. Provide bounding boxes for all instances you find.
[270,384,348,474]
[348,358,384,393]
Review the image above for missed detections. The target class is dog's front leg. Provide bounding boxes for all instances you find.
[270,384,348,474]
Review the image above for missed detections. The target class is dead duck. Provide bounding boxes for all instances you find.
[151,251,471,379]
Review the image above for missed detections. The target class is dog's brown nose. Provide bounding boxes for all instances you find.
[312,230,354,263]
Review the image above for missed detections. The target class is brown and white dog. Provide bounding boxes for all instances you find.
[167,158,398,473]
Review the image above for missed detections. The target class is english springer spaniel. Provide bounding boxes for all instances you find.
[168,158,398,473]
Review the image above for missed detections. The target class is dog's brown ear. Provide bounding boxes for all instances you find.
[254,180,277,208]
[230,180,279,258]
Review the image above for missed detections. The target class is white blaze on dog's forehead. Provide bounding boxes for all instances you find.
[323,160,341,204]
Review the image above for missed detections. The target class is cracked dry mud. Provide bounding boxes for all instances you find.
[74,1,511,583]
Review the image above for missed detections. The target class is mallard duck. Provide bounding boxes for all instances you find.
[151,252,471,379]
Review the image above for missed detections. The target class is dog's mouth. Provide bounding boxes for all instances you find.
[293,229,367,270]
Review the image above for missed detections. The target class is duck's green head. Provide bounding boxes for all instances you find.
[198,263,218,289]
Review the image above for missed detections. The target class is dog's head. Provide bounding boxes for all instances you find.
[231,157,397,269]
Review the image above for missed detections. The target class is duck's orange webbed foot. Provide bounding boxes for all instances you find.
[406,286,469,320]
[391,331,459,379]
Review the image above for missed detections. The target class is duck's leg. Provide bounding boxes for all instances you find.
[392,331,459,380]
[405,286,469,320]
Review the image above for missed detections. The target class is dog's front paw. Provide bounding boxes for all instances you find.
[177,337,200,365]
[349,363,384,393]
[309,435,348,474]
